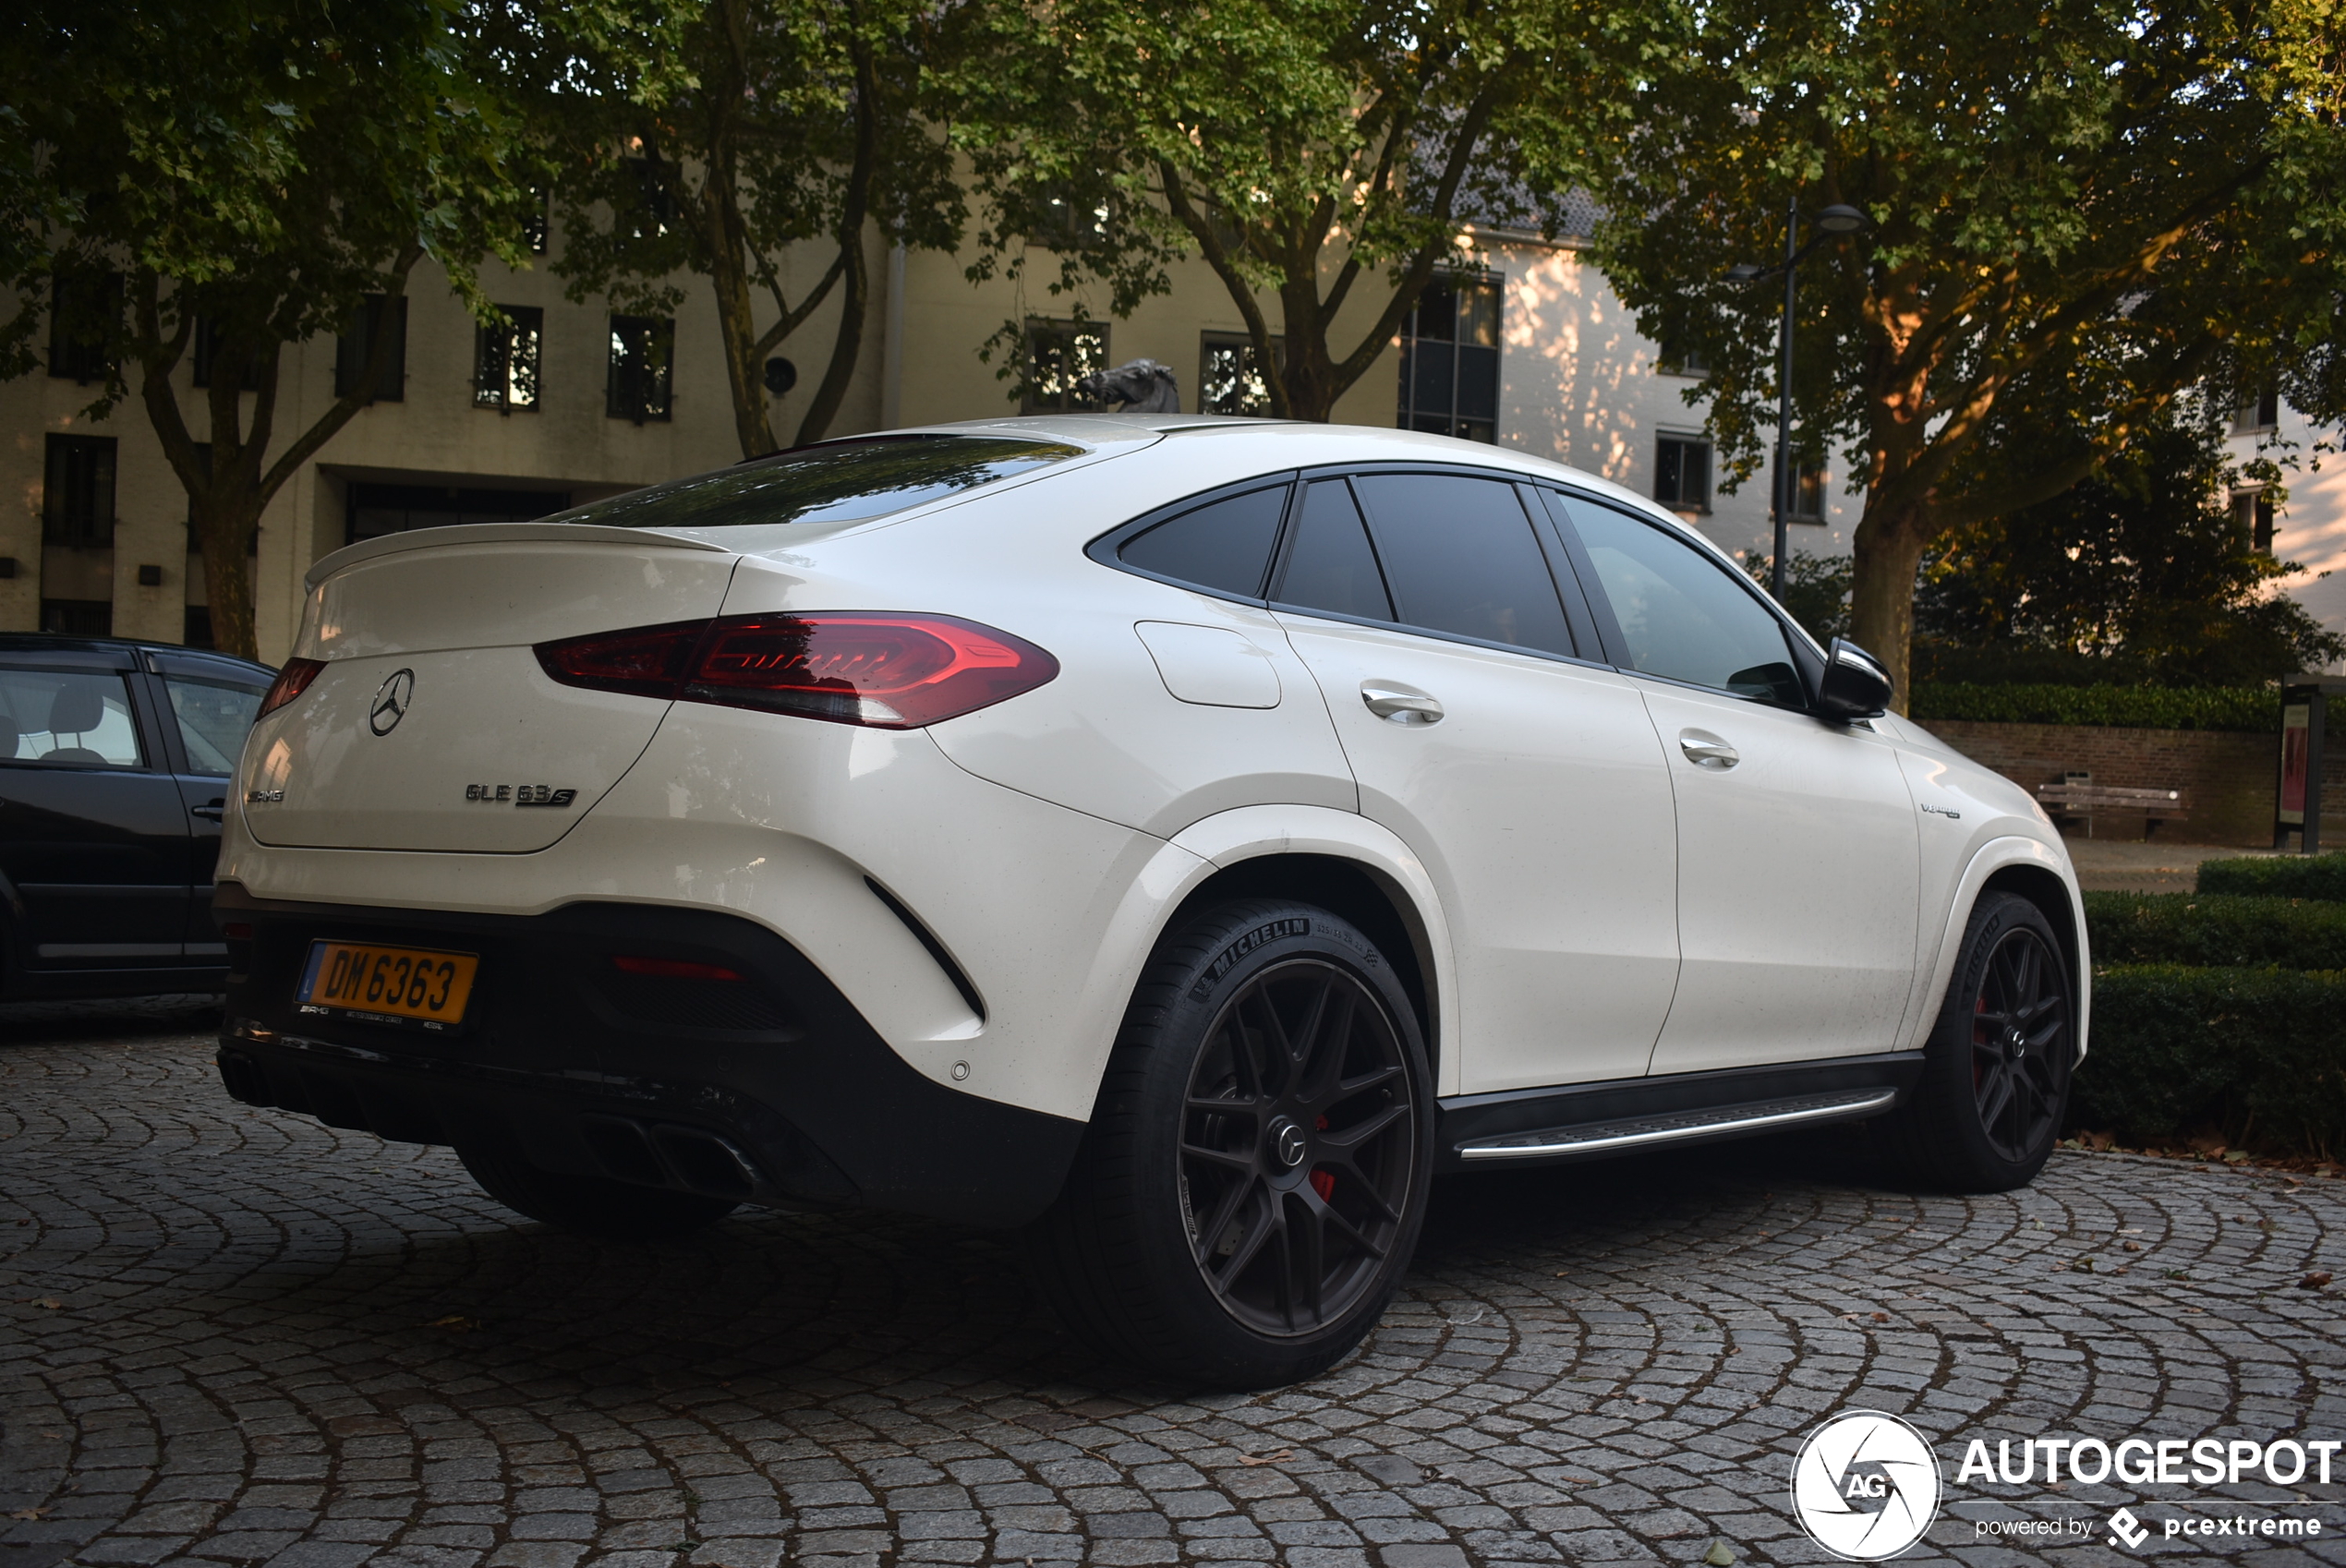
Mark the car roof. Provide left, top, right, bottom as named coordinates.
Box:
left=0, top=633, right=275, bottom=679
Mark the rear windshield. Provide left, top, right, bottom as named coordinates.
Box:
left=553, top=435, right=1083, bottom=531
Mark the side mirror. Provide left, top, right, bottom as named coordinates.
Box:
left=1818, top=638, right=1893, bottom=719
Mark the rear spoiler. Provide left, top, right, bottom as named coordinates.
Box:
left=306, top=521, right=731, bottom=589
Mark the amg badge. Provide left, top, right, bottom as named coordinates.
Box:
left=466, top=783, right=578, bottom=808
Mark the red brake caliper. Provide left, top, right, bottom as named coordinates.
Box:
left=1311, top=1116, right=1336, bottom=1201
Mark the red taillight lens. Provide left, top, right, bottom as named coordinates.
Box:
left=258, top=657, right=326, bottom=718
left=536, top=613, right=1058, bottom=730
left=534, top=620, right=704, bottom=698
left=611, top=955, right=744, bottom=982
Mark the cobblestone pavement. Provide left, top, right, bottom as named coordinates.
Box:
left=5, top=1017, right=2344, bottom=1568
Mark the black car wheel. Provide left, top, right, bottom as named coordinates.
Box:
left=1885, top=891, right=2074, bottom=1191
left=1030, top=899, right=1433, bottom=1387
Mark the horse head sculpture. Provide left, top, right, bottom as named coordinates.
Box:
left=1075, top=358, right=1181, bottom=415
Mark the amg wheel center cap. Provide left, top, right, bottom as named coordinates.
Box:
left=2007, top=1029, right=2027, bottom=1057
left=1270, top=1117, right=1308, bottom=1169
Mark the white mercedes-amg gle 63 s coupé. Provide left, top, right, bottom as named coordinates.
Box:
left=214, top=415, right=2086, bottom=1386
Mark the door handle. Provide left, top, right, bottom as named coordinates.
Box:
left=1360, top=682, right=1444, bottom=725
left=190, top=798, right=225, bottom=821
left=1678, top=731, right=1739, bottom=769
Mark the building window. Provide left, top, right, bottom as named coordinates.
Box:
left=333, top=295, right=408, bottom=402
left=523, top=188, right=550, bottom=255
left=1657, top=345, right=1711, bottom=378
left=1655, top=434, right=1711, bottom=512
left=48, top=270, right=121, bottom=383
left=475, top=306, right=544, bottom=413
left=607, top=315, right=674, bottom=422
left=1789, top=457, right=1827, bottom=522
left=1022, top=318, right=1107, bottom=414
left=624, top=159, right=672, bottom=241
left=1200, top=332, right=1279, bottom=416
left=1031, top=185, right=1108, bottom=252
left=1397, top=272, right=1500, bottom=443
left=2234, top=384, right=2280, bottom=433
left=346, top=483, right=573, bottom=547
left=40, top=600, right=113, bottom=636
left=43, top=434, right=116, bottom=549
left=2235, top=488, right=2276, bottom=553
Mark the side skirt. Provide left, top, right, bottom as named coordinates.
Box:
left=1434, top=1052, right=1923, bottom=1172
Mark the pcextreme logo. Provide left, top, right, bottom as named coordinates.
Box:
left=1791, top=1411, right=1943, bottom=1561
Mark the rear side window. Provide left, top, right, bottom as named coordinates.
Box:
left=557, top=435, right=1084, bottom=531
left=0, top=669, right=146, bottom=767
left=1353, top=475, right=1576, bottom=656
left=1275, top=480, right=1394, bottom=621
left=165, top=676, right=267, bottom=774
left=1566, top=501, right=1803, bottom=706
left=1118, top=485, right=1289, bottom=597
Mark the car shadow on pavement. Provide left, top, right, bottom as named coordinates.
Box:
left=0, top=994, right=222, bottom=1045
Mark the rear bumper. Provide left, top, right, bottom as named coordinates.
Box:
left=211, top=881, right=1085, bottom=1228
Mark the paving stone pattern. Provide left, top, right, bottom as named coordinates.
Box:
left=4, top=1028, right=2344, bottom=1568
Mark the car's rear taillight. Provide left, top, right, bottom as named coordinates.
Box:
left=534, top=620, right=705, bottom=698
left=536, top=613, right=1058, bottom=730
left=259, top=657, right=326, bottom=718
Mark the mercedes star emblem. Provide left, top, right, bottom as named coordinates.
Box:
left=369, top=669, right=416, bottom=736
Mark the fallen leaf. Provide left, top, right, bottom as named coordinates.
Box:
left=2122, top=1242, right=2142, bottom=1253
left=1239, top=1449, right=1293, bottom=1467
left=27, top=1297, right=62, bottom=1309
left=1704, top=1538, right=1736, bottom=1566
left=2301, top=1272, right=2332, bottom=1290
left=8, top=1506, right=52, bottom=1521
left=1870, top=1312, right=1889, bottom=1323
left=424, top=1314, right=480, bottom=1333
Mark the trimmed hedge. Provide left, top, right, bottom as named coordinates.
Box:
left=2080, top=964, right=2346, bottom=1154
left=1908, top=682, right=2276, bottom=732
left=2085, top=891, right=2346, bottom=969
left=2197, top=852, right=2346, bottom=901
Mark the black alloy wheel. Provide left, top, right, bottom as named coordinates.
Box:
left=1884, top=890, right=2075, bottom=1192
left=1179, top=958, right=1417, bottom=1336
left=1968, top=923, right=2069, bottom=1164
left=1029, top=899, right=1433, bottom=1387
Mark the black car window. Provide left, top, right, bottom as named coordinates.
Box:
left=553, top=435, right=1083, bottom=531
left=164, top=675, right=267, bottom=774
left=1352, top=474, right=1577, bottom=657
left=1118, top=484, right=1290, bottom=597
left=1565, top=501, right=1804, bottom=706
left=0, top=668, right=147, bottom=767
left=1274, top=480, right=1394, bottom=621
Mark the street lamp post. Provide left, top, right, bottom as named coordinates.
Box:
left=1728, top=201, right=1868, bottom=604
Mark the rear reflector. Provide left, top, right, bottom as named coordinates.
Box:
left=611, top=955, right=744, bottom=982
left=259, top=657, right=326, bottom=718
left=536, top=612, right=1058, bottom=730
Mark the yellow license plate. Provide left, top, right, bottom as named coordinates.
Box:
left=297, top=941, right=479, bottom=1030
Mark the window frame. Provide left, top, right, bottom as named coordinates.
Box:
left=43, top=433, right=117, bottom=550
left=606, top=313, right=675, bottom=423
left=1396, top=272, right=1503, bottom=444
left=1198, top=330, right=1281, bottom=416
left=1086, top=462, right=1614, bottom=671
left=1653, top=433, right=1712, bottom=513
left=1542, top=488, right=1824, bottom=711
left=333, top=294, right=409, bottom=403
left=1022, top=318, right=1109, bottom=415
left=475, top=304, right=545, bottom=414
left=0, top=657, right=164, bottom=773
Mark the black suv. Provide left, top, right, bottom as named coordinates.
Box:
left=0, top=634, right=273, bottom=999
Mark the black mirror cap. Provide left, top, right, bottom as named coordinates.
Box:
left=1818, top=637, right=1893, bottom=719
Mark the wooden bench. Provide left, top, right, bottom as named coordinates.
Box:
left=2034, top=782, right=2190, bottom=838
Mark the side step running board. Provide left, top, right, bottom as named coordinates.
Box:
left=1455, top=1088, right=1899, bottom=1162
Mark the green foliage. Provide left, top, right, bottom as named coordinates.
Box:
left=1743, top=550, right=1851, bottom=645
left=1573, top=0, right=2346, bottom=695
left=1917, top=405, right=2346, bottom=686
left=1906, top=683, right=2277, bottom=732
left=2085, top=893, right=2346, bottom=969
left=2197, top=854, right=2346, bottom=901
left=2076, top=965, right=2346, bottom=1155
left=497, top=0, right=964, bottom=452
left=3, top=0, right=540, bottom=657
left=941, top=0, right=1650, bottom=419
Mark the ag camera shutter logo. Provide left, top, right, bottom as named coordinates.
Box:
left=1791, top=1411, right=1943, bottom=1560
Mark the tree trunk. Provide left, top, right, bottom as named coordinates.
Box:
left=192, top=484, right=262, bottom=663
left=707, top=236, right=778, bottom=458
left=1847, top=502, right=1933, bottom=710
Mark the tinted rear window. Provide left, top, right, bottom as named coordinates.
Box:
left=1119, top=485, right=1289, bottom=597
left=555, top=436, right=1084, bottom=531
